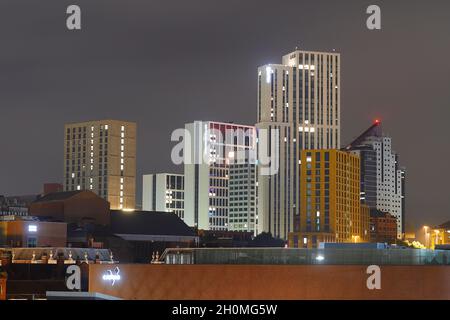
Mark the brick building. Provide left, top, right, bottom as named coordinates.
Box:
left=29, top=191, right=110, bottom=225
left=0, top=216, right=67, bottom=248
left=369, top=209, right=398, bottom=243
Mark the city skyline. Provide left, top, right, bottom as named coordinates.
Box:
left=1, top=0, right=450, bottom=233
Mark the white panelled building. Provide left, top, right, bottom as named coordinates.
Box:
left=256, top=49, right=341, bottom=239
left=142, top=173, right=184, bottom=219
left=345, top=121, right=406, bottom=239
left=362, top=134, right=405, bottom=239
left=228, top=153, right=258, bottom=235
left=184, top=121, right=257, bottom=232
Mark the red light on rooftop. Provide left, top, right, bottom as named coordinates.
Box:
left=374, top=119, right=381, bottom=124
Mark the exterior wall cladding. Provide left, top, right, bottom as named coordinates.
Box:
left=345, top=122, right=406, bottom=239
left=257, top=50, right=341, bottom=240
left=89, top=264, right=450, bottom=300
left=184, top=121, right=257, bottom=232
left=289, top=149, right=370, bottom=248
left=142, top=173, right=185, bottom=220
left=63, top=120, right=137, bottom=210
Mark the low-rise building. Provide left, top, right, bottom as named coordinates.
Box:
left=0, top=216, right=67, bottom=248
left=430, top=221, right=450, bottom=249
left=0, top=195, right=39, bottom=217
left=66, top=210, right=199, bottom=263
left=29, top=190, right=110, bottom=225
left=369, top=209, right=398, bottom=244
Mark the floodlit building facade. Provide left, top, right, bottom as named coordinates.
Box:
left=429, top=221, right=450, bottom=249
left=345, top=121, right=406, bottom=239
left=63, top=120, right=136, bottom=210
left=184, top=121, right=256, bottom=231
left=228, top=155, right=258, bottom=235
left=289, top=150, right=369, bottom=248
left=142, top=173, right=185, bottom=220
left=257, top=49, right=341, bottom=239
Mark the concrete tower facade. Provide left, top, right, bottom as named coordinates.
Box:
left=345, top=121, right=406, bottom=239
left=257, top=49, right=341, bottom=239
left=64, top=120, right=136, bottom=210
left=184, top=121, right=256, bottom=231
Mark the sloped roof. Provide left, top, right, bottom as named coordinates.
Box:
left=32, top=191, right=84, bottom=203
left=110, top=210, right=196, bottom=237
left=435, top=221, right=450, bottom=229
left=345, top=121, right=382, bottom=150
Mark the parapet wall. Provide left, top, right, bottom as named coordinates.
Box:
left=88, top=264, right=450, bottom=300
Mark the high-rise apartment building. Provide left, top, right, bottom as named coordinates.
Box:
left=257, top=49, right=341, bottom=239
left=288, top=149, right=369, bottom=248
left=228, top=155, right=258, bottom=235
left=142, top=173, right=184, bottom=220
left=63, top=120, right=136, bottom=210
left=184, top=121, right=256, bottom=231
left=345, top=121, right=406, bottom=239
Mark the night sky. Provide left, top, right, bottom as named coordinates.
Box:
left=0, top=0, right=449, bottom=232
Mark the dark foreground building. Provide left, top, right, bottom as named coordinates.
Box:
left=29, top=190, right=110, bottom=225
left=108, top=210, right=198, bottom=263
left=1, top=247, right=449, bottom=300
left=67, top=210, right=198, bottom=263
left=369, top=209, right=398, bottom=244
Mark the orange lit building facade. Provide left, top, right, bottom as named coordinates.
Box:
left=289, top=150, right=369, bottom=248
left=430, top=221, right=450, bottom=249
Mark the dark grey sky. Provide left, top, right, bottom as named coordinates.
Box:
left=0, top=0, right=449, bottom=232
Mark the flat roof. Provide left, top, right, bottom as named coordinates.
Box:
left=162, top=247, right=450, bottom=266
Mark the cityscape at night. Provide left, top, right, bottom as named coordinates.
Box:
left=0, top=0, right=448, bottom=311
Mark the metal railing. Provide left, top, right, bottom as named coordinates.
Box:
left=162, top=247, right=450, bottom=265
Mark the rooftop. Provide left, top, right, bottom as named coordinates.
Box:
left=345, top=121, right=382, bottom=150
left=162, top=247, right=450, bottom=266
left=110, top=210, right=196, bottom=237
left=435, top=221, right=450, bottom=230
left=32, top=191, right=84, bottom=203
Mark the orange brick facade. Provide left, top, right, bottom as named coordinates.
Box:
left=29, top=191, right=110, bottom=225
left=370, top=212, right=398, bottom=243
left=88, top=264, right=450, bottom=300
